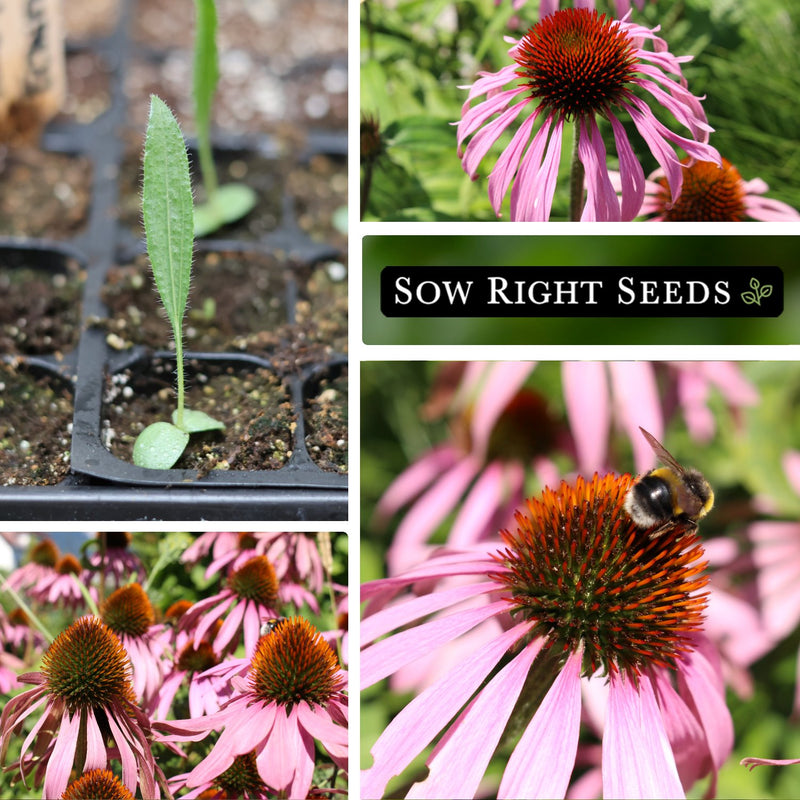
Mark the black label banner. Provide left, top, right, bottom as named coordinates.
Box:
left=380, top=266, right=783, bottom=318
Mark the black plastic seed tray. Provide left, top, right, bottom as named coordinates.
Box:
left=0, top=0, right=347, bottom=521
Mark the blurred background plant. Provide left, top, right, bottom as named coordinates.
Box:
left=361, top=361, right=800, bottom=798
left=360, top=0, right=799, bottom=220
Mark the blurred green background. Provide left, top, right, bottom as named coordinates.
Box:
left=363, top=235, right=800, bottom=344
left=361, top=361, right=800, bottom=798
left=361, top=0, right=800, bottom=221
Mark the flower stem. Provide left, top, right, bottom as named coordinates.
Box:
left=569, top=120, right=584, bottom=221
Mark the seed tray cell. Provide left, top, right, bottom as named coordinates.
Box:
left=0, top=0, right=347, bottom=521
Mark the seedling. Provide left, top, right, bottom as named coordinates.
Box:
left=192, top=0, right=257, bottom=236
left=132, top=95, right=225, bottom=470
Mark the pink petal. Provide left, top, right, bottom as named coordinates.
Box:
left=461, top=100, right=530, bottom=180
left=508, top=114, right=555, bottom=221
left=499, top=649, right=582, bottom=799
left=43, top=707, right=79, bottom=799
left=603, top=672, right=684, bottom=798
left=361, top=623, right=530, bottom=799
left=608, top=113, right=645, bottom=219
left=563, top=362, right=611, bottom=472
left=362, top=580, right=497, bottom=644
left=408, top=640, right=543, bottom=799
left=362, top=599, right=511, bottom=688
left=487, top=107, right=540, bottom=215
left=376, top=445, right=459, bottom=522
left=608, top=362, right=663, bottom=473
left=579, top=117, right=620, bottom=221
left=296, top=702, right=348, bottom=759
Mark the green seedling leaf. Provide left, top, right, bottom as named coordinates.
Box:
left=133, top=421, right=190, bottom=470
left=142, top=96, right=194, bottom=339
left=194, top=182, right=258, bottom=237
left=173, top=408, right=225, bottom=434
left=193, top=0, right=220, bottom=200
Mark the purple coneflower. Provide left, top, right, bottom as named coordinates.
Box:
left=83, top=532, right=146, bottom=590
left=635, top=157, right=800, bottom=220
left=29, top=554, right=90, bottom=610
left=156, top=616, right=348, bottom=799
left=178, top=554, right=282, bottom=657
left=500, top=1, right=654, bottom=18
left=362, top=473, right=732, bottom=798
left=0, top=615, right=165, bottom=798
left=458, top=8, right=720, bottom=220
left=3, top=536, right=59, bottom=592
left=100, top=583, right=171, bottom=712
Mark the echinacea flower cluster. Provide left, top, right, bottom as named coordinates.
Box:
left=0, top=531, right=348, bottom=799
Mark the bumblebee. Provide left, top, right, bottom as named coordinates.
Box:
left=624, top=427, right=714, bottom=537
left=260, top=617, right=288, bottom=636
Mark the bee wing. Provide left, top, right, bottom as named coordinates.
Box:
left=639, top=427, right=686, bottom=476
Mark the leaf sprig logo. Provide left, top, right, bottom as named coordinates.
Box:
left=741, top=277, right=773, bottom=306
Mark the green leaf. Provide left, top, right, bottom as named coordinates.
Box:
left=741, top=291, right=757, bottom=304
left=133, top=421, right=190, bottom=469
left=173, top=408, right=225, bottom=433
left=193, top=0, right=218, bottom=145
left=142, top=96, right=195, bottom=341
left=194, top=183, right=257, bottom=237
left=193, top=0, right=221, bottom=199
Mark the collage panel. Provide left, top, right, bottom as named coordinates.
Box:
left=0, top=0, right=348, bottom=522
left=364, top=234, right=799, bottom=346
left=0, top=531, right=349, bottom=799
left=360, top=0, right=798, bottom=223
left=361, top=361, right=800, bottom=799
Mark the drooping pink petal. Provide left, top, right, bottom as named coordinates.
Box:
left=362, top=599, right=512, bottom=688
left=362, top=580, right=497, bottom=644
left=512, top=115, right=564, bottom=221
left=608, top=362, right=663, bottom=473
left=488, top=107, right=540, bottom=215
left=608, top=113, right=645, bottom=219
left=375, top=445, right=459, bottom=523
left=603, top=672, right=684, bottom=799
left=361, top=624, right=531, bottom=800
left=43, top=707, right=79, bottom=799
left=408, top=639, right=543, bottom=799
left=296, top=702, right=349, bottom=759
left=743, top=756, right=800, bottom=770
left=579, top=117, right=620, bottom=221
left=499, top=649, right=582, bottom=799
left=471, top=362, right=537, bottom=455
left=83, top=709, right=108, bottom=772
left=563, top=361, right=611, bottom=472
left=387, top=457, right=484, bottom=575
left=461, top=100, right=531, bottom=181
left=677, top=635, right=735, bottom=778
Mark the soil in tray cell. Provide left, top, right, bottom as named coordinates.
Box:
left=0, top=259, right=85, bottom=357
left=304, top=366, right=347, bottom=474
left=104, top=359, right=296, bottom=475
left=0, top=150, right=93, bottom=239
left=100, top=250, right=289, bottom=353
left=0, top=362, right=73, bottom=486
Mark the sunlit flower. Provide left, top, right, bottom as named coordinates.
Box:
left=500, top=0, right=654, bottom=18
left=362, top=473, right=732, bottom=798
left=0, top=616, right=164, bottom=799
left=156, top=617, right=348, bottom=799
left=458, top=8, right=719, bottom=220
left=178, top=555, right=282, bottom=657
left=635, top=157, right=800, bottom=220
left=100, top=583, right=171, bottom=711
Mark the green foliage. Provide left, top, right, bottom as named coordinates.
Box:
left=134, top=97, right=224, bottom=469
left=191, top=0, right=256, bottom=236
left=361, top=0, right=800, bottom=220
